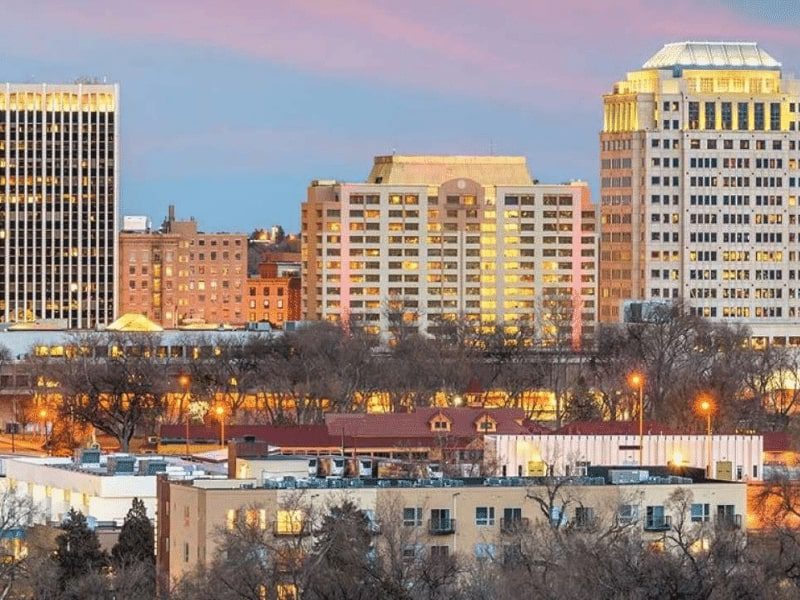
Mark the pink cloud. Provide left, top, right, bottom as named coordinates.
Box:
left=9, top=0, right=800, bottom=111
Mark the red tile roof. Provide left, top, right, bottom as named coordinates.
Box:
left=325, top=407, right=531, bottom=438
left=556, top=420, right=681, bottom=436
left=160, top=424, right=337, bottom=447
left=160, top=407, right=531, bottom=449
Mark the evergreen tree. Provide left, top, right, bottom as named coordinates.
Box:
left=112, top=497, right=155, bottom=567
left=54, top=508, right=107, bottom=590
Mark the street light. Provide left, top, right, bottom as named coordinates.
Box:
left=628, top=372, right=645, bottom=466
left=179, top=374, right=191, bottom=457
left=695, top=394, right=714, bottom=477
left=38, top=408, right=49, bottom=455
left=214, top=405, right=226, bottom=449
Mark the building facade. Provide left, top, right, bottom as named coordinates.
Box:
left=487, top=432, right=764, bottom=481
left=302, top=155, right=597, bottom=344
left=0, top=83, right=118, bottom=328
left=159, top=471, right=747, bottom=584
left=244, top=258, right=301, bottom=326
left=119, top=206, right=248, bottom=327
left=599, top=41, right=800, bottom=344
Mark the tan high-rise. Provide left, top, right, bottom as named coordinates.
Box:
left=600, top=42, right=800, bottom=345
left=302, top=155, right=597, bottom=345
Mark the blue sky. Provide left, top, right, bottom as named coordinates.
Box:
left=3, top=0, right=799, bottom=232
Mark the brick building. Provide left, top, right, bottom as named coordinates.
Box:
left=243, top=252, right=301, bottom=326
left=119, top=206, right=247, bottom=327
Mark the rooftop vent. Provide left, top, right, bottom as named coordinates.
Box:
left=75, top=448, right=101, bottom=465
left=107, top=456, right=135, bottom=475
left=138, top=460, right=168, bottom=476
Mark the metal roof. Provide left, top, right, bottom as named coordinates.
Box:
left=642, top=42, right=781, bottom=70
left=366, top=155, right=534, bottom=186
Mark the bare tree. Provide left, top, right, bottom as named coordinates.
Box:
left=36, top=332, right=171, bottom=452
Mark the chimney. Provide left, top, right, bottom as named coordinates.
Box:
left=168, top=205, right=175, bottom=222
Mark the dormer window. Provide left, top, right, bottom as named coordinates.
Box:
left=475, top=414, right=497, bottom=433
left=429, top=413, right=451, bottom=433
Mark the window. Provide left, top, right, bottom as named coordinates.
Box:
left=430, top=545, right=449, bottom=559
left=430, top=509, right=452, bottom=532
left=475, top=507, right=495, bottom=526
left=403, top=507, right=423, bottom=527
left=770, top=102, right=781, bottom=130
left=618, top=504, right=639, bottom=524
left=717, top=505, right=735, bottom=522
left=503, top=507, right=523, bottom=529
left=754, top=102, right=765, bottom=130
left=402, top=545, right=421, bottom=562
left=721, top=102, right=732, bottom=129
left=474, top=543, right=496, bottom=560
left=645, top=506, right=669, bottom=530
left=549, top=506, right=565, bottom=528
left=737, top=102, right=748, bottom=130
left=574, top=506, right=595, bottom=528
left=183, top=542, right=190, bottom=563
left=704, top=102, right=716, bottom=129
left=275, top=509, right=304, bottom=535
left=688, top=102, right=699, bottom=129
left=691, top=503, right=710, bottom=523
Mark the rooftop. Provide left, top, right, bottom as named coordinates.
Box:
left=178, top=466, right=724, bottom=491
left=642, top=41, right=781, bottom=71
left=366, top=155, right=534, bottom=187
left=555, top=420, right=681, bottom=436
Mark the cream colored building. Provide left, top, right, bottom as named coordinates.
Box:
left=302, top=155, right=597, bottom=345
left=487, top=433, right=763, bottom=480
left=600, top=41, right=800, bottom=344
left=160, top=473, right=746, bottom=584
left=1, top=454, right=222, bottom=531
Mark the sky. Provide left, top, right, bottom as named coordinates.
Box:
left=4, top=0, right=800, bottom=233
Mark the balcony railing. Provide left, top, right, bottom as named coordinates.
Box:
left=644, top=515, right=672, bottom=532
left=428, top=518, right=456, bottom=535
left=500, top=517, right=530, bottom=534
left=716, top=514, right=742, bottom=530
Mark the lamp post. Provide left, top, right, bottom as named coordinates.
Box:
left=38, top=408, right=49, bottom=455
left=628, top=372, right=645, bottom=466
left=179, top=374, right=191, bottom=457
left=10, top=396, right=16, bottom=454
left=452, top=491, right=461, bottom=555
left=696, top=395, right=714, bottom=477
left=214, top=405, right=226, bottom=449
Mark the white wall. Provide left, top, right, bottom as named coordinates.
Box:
left=488, top=434, right=764, bottom=480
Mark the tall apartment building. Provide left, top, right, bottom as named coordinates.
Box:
left=119, top=206, right=247, bottom=327
left=0, top=83, right=118, bottom=328
left=302, top=155, right=597, bottom=345
left=600, top=42, right=800, bottom=344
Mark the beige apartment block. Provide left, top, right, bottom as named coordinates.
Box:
left=302, top=155, right=597, bottom=345
left=159, top=474, right=746, bottom=584
left=0, top=83, right=118, bottom=328
left=600, top=41, right=800, bottom=345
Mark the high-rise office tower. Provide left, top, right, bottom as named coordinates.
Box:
left=0, top=83, right=118, bottom=329
left=600, top=42, right=800, bottom=345
left=302, top=155, right=597, bottom=345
